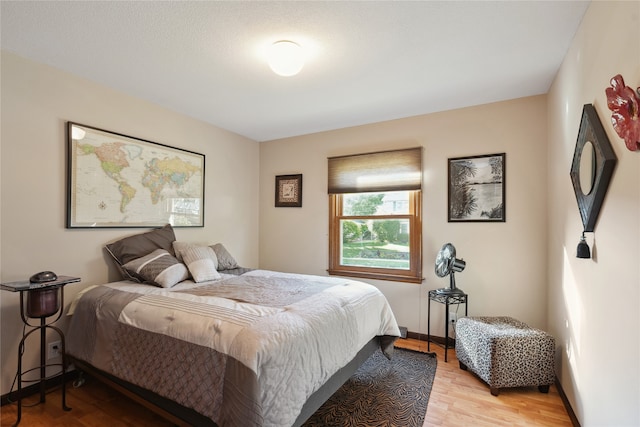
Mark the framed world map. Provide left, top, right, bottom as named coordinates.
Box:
left=66, top=122, right=205, bottom=228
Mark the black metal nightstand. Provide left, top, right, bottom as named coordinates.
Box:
left=427, top=289, right=468, bottom=362
left=1, top=276, right=80, bottom=426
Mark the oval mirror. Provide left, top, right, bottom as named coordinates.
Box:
left=579, top=140, right=596, bottom=194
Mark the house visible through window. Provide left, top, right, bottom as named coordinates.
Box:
left=328, top=148, right=423, bottom=283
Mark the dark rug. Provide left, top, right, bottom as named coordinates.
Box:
left=303, top=348, right=437, bottom=427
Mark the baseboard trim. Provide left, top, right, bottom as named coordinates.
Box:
left=406, top=330, right=454, bottom=347
left=554, top=376, right=581, bottom=427
left=0, top=370, right=78, bottom=406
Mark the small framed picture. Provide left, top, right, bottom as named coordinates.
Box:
left=275, top=174, right=303, bottom=207
left=448, top=153, right=505, bottom=222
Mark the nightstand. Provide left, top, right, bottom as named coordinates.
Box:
left=427, top=289, right=468, bottom=362
left=1, top=275, right=80, bottom=426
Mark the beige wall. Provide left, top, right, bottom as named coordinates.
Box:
left=2, top=1, right=638, bottom=424
left=259, top=95, right=549, bottom=341
left=260, top=3, right=640, bottom=424
left=547, top=2, right=639, bottom=426
left=0, top=52, right=260, bottom=395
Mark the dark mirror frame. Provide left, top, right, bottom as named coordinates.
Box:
left=569, top=104, right=617, bottom=232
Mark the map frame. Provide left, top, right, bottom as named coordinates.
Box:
left=66, top=122, right=205, bottom=228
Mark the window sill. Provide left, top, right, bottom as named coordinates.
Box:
left=327, top=269, right=423, bottom=284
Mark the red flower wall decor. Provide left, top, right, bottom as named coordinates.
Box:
left=605, top=74, right=640, bottom=152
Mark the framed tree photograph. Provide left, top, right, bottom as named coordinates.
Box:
left=448, top=153, right=505, bottom=222
left=67, top=122, right=205, bottom=228
left=275, top=174, right=302, bottom=207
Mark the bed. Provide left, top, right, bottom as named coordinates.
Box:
left=65, top=225, right=400, bottom=427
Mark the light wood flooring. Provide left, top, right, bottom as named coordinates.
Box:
left=1, top=337, right=573, bottom=426
left=402, top=337, right=573, bottom=427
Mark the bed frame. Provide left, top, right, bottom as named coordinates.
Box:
left=68, top=336, right=381, bottom=426
left=292, top=336, right=379, bottom=426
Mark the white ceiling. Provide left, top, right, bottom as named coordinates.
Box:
left=1, top=1, right=589, bottom=142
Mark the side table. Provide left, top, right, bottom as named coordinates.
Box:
left=427, top=289, right=468, bottom=362
left=1, top=275, right=80, bottom=426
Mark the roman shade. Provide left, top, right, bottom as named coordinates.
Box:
left=328, top=147, right=423, bottom=194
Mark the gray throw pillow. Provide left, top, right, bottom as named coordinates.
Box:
left=122, top=249, right=188, bottom=288
left=210, top=243, right=239, bottom=270
left=105, top=224, right=176, bottom=281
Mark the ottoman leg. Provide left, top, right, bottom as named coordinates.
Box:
left=459, top=361, right=468, bottom=371
left=490, top=387, right=500, bottom=396
left=538, top=385, right=550, bottom=393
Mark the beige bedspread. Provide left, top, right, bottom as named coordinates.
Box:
left=66, top=269, right=400, bottom=427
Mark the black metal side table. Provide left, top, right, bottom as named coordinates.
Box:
left=1, top=276, right=80, bottom=426
left=427, top=289, right=468, bottom=362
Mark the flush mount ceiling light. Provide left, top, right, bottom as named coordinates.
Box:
left=267, top=40, right=304, bottom=77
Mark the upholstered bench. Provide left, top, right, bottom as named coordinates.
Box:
left=455, top=316, right=555, bottom=396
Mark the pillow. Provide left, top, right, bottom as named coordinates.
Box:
left=105, top=224, right=176, bottom=281
left=210, top=243, right=239, bottom=270
left=174, top=243, right=221, bottom=282
left=172, top=241, right=188, bottom=262
left=172, top=241, right=219, bottom=270
left=122, top=249, right=188, bottom=288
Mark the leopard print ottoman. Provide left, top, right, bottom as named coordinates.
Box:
left=455, top=316, right=555, bottom=396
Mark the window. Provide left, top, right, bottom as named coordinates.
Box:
left=328, top=148, right=423, bottom=283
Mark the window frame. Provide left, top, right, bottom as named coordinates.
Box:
left=328, top=190, right=423, bottom=283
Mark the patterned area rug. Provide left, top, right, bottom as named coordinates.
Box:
left=303, top=347, right=437, bottom=427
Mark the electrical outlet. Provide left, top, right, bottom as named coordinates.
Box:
left=48, top=341, right=61, bottom=360
left=449, top=312, right=457, bottom=324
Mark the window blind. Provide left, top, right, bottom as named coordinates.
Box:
left=327, top=147, right=423, bottom=194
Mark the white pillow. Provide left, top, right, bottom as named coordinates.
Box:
left=174, top=244, right=221, bottom=282
left=173, top=242, right=218, bottom=268
left=123, top=249, right=188, bottom=288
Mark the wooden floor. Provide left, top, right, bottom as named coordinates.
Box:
left=401, top=338, right=573, bottom=427
left=1, top=337, right=573, bottom=426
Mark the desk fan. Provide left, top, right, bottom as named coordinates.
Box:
left=434, top=243, right=466, bottom=295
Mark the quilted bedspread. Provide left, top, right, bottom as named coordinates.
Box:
left=66, top=269, right=400, bottom=427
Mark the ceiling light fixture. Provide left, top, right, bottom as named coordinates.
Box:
left=268, top=40, right=304, bottom=77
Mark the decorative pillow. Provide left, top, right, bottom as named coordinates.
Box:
left=106, top=224, right=176, bottom=265
left=210, top=243, right=239, bottom=270
left=122, top=249, right=188, bottom=288
left=105, top=224, right=177, bottom=281
left=172, top=241, right=219, bottom=270
left=172, top=241, right=189, bottom=262
left=175, top=244, right=221, bottom=283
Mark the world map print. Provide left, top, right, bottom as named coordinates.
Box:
left=68, top=124, right=204, bottom=227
